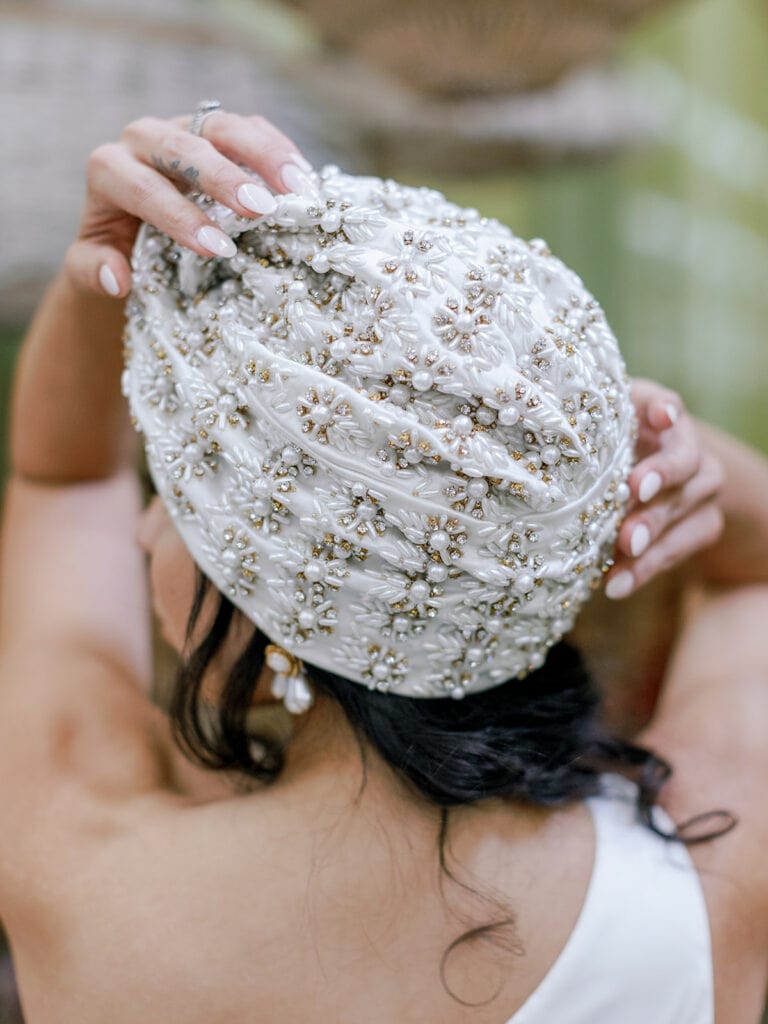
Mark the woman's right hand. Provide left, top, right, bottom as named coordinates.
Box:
left=605, top=379, right=725, bottom=599
left=63, top=110, right=314, bottom=299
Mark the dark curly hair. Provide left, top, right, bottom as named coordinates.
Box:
left=169, top=568, right=734, bottom=1005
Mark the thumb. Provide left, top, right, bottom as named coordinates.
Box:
left=64, top=240, right=133, bottom=299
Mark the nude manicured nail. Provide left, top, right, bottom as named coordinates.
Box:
left=665, top=403, right=679, bottom=425
left=197, top=226, right=237, bottom=258
left=280, top=162, right=314, bottom=196
left=630, top=523, right=651, bottom=558
left=237, top=183, right=277, bottom=215
left=98, top=263, right=120, bottom=296
left=291, top=153, right=313, bottom=174
left=605, top=571, right=634, bottom=601
left=638, top=471, right=662, bottom=504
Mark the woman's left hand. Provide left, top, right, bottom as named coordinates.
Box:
left=63, top=110, right=313, bottom=299
left=604, top=378, right=725, bottom=599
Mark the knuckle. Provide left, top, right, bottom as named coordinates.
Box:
left=247, top=113, right=271, bottom=131
left=210, top=163, right=237, bottom=194
left=165, top=207, right=193, bottom=237
left=260, top=140, right=288, bottom=164
left=128, top=176, right=156, bottom=209
left=208, top=110, right=240, bottom=139
left=671, top=444, right=699, bottom=480
left=248, top=113, right=288, bottom=147
left=162, top=128, right=194, bottom=161
left=121, top=116, right=157, bottom=142
left=87, top=142, right=118, bottom=176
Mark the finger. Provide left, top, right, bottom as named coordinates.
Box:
left=629, top=412, right=701, bottom=504
left=88, top=143, right=238, bottom=259
left=606, top=501, right=724, bottom=599
left=64, top=240, right=133, bottom=298
left=197, top=111, right=315, bottom=196
left=647, top=394, right=681, bottom=433
left=122, top=118, right=278, bottom=218
left=616, top=453, right=724, bottom=559
left=631, top=378, right=683, bottom=431
left=632, top=383, right=685, bottom=461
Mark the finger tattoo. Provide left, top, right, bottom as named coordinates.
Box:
left=151, top=154, right=200, bottom=186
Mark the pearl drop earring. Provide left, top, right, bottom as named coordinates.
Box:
left=265, top=643, right=314, bottom=714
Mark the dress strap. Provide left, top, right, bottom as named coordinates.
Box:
left=507, top=777, right=713, bottom=1024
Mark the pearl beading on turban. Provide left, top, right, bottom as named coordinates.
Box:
left=123, top=166, right=635, bottom=699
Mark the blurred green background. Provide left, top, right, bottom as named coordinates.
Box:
left=417, top=0, right=768, bottom=449
left=2, top=0, right=766, bottom=485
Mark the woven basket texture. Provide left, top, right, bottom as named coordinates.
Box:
left=285, top=0, right=676, bottom=95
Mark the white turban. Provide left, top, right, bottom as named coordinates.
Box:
left=123, top=166, right=634, bottom=699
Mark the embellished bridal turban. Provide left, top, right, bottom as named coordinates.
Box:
left=123, top=166, right=634, bottom=698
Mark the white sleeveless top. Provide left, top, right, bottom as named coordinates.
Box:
left=506, top=776, right=714, bottom=1024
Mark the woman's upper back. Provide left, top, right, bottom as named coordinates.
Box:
left=4, top=758, right=732, bottom=1024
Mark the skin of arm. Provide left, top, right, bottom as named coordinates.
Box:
left=9, top=272, right=135, bottom=484
left=2, top=267, right=151, bottom=684
left=0, top=272, right=169, bottom=820
left=690, top=421, right=768, bottom=586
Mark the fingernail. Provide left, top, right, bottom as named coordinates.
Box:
left=98, top=263, right=120, bottom=296
left=280, top=162, right=314, bottom=196
left=196, top=226, right=237, bottom=258
left=606, top=570, right=634, bottom=601
left=638, top=471, right=662, bottom=504
left=290, top=153, right=313, bottom=174
left=665, top=403, right=679, bottom=425
left=237, top=183, right=277, bottom=215
left=630, top=523, right=651, bottom=558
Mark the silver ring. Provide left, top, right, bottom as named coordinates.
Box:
left=189, top=99, right=222, bottom=138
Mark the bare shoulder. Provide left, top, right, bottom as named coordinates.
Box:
left=0, top=471, right=179, bottom=897
left=3, top=767, right=354, bottom=983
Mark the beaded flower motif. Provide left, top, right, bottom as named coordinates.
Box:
left=123, top=166, right=634, bottom=699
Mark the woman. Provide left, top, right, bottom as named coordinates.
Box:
left=1, top=108, right=767, bottom=1024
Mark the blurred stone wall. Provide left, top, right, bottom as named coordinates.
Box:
left=0, top=0, right=357, bottom=325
